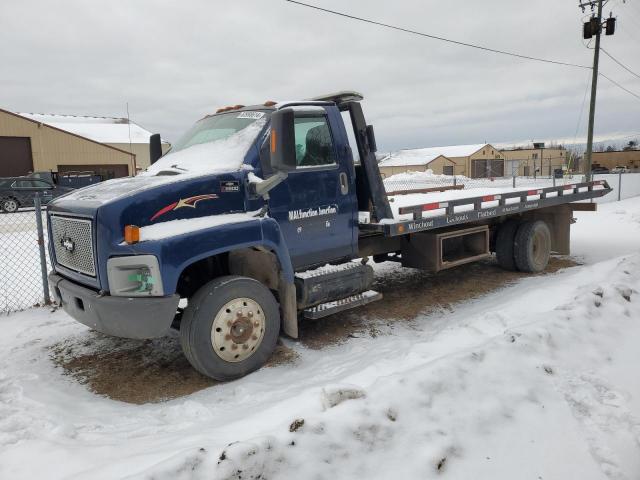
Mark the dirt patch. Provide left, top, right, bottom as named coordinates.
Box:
left=49, top=256, right=576, bottom=404
left=298, top=256, right=579, bottom=349
left=49, top=335, right=298, bottom=404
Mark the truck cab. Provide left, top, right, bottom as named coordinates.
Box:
left=48, top=92, right=392, bottom=380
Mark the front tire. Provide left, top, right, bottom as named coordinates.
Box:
left=2, top=198, right=18, bottom=213
left=180, top=276, right=280, bottom=381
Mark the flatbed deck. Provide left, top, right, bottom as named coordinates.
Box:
left=360, top=180, right=611, bottom=237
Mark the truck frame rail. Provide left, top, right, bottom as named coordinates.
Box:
left=360, top=180, right=612, bottom=237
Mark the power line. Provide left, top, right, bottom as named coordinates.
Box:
left=573, top=71, right=592, bottom=147
left=599, top=72, right=640, bottom=101
left=601, top=47, right=640, bottom=80
left=283, top=0, right=591, bottom=70
left=283, top=0, right=640, bottom=104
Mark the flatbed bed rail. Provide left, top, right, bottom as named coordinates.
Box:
left=361, top=180, right=611, bottom=237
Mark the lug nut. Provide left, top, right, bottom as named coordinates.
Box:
left=252, top=334, right=258, bottom=340
left=254, top=321, right=260, bottom=327
left=231, top=344, right=238, bottom=350
left=242, top=344, right=249, bottom=350
left=225, top=334, right=232, bottom=341
left=248, top=311, right=254, bottom=317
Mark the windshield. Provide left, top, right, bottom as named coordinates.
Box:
left=172, top=111, right=269, bottom=152
left=144, top=111, right=269, bottom=176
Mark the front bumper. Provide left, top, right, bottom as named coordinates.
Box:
left=49, top=272, right=180, bottom=339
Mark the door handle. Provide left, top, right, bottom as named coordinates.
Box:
left=339, top=172, right=349, bottom=195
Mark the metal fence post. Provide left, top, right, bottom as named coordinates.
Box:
left=512, top=174, right=516, bottom=188
left=453, top=175, right=457, bottom=187
left=618, top=172, right=622, bottom=201
left=34, top=193, right=51, bottom=305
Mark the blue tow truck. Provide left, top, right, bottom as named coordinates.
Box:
left=47, top=92, right=611, bottom=380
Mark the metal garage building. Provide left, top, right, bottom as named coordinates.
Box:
left=0, top=109, right=169, bottom=179
left=379, top=144, right=505, bottom=178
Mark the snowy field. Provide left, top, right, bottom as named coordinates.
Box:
left=1, top=198, right=639, bottom=479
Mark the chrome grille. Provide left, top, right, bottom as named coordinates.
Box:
left=50, top=215, right=96, bottom=276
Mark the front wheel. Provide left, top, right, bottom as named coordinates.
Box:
left=180, top=276, right=280, bottom=381
left=2, top=198, right=18, bottom=213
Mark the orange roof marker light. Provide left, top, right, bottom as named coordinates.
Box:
left=264, top=101, right=277, bottom=107
left=124, top=225, right=140, bottom=244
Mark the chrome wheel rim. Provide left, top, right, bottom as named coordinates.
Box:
left=211, top=297, right=265, bottom=363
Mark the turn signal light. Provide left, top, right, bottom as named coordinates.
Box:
left=124, top=225, right=140, bottom=244
left=270, top=129, right=277, bottom=153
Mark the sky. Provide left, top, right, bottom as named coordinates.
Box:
left=1, top=0, right=639, bottom=152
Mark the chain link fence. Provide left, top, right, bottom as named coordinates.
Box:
left=384, top=172, right=588, bottom=195
left=0, top=196, right=51, bottom=314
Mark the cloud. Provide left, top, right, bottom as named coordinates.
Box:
left=1, top=0, right=638, bottom=151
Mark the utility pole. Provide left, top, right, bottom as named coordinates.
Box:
left=580, top=0, right=616, bottom=181
left=584, top=0, right=602, bottom=182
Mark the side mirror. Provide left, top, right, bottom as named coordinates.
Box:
left=270, top=108, right=297, bottom=172
left=149, top=134, right=163, bottom=165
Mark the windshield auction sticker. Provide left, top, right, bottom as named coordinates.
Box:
left=237, top=111, right=265, bottom=119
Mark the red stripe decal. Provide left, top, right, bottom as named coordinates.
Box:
left=150, top=202, right=178, bottom=221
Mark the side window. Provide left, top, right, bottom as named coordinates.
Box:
left=293, top=115, right=335, bottom=167
left=340, top=110, right=361, bottom=164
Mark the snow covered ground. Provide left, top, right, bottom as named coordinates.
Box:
left=1, top=197, right=639, bottom=479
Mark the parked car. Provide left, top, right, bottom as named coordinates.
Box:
left=591, top=166, right=610, bottom=174
left=611, top=166, right=630, bottom=174
left=29, top=170, right=102, bottom=189
left=0, top=177, right=73, bottom=213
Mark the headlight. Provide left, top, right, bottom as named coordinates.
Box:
left=107, top=255, right=164, bottom=297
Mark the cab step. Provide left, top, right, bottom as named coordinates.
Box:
left=303, top=290, right=383, bottom=320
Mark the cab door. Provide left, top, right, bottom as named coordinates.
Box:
left=268, top=108, right=356, bottom=270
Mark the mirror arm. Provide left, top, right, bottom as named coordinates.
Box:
left=248, top=171, right=288, bottom=199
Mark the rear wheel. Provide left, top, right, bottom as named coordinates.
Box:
left=2, top=198, right=18, bottom=213
left=495, top=220, right=520, bottom=271
left=513, top=220, right=551, bottom=273
left=180, top=276, right=280, bottom=381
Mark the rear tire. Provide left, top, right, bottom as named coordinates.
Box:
left=513, top=220, right=551, bottom=273
left=495, top=220, right=519, bottom=271
left=180, top=276, right=280, bottom=381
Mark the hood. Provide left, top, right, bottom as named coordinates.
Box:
left=50, top=170, right=255, bottom=226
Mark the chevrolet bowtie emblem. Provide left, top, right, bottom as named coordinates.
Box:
left=60, top=237, right=75, bottom=253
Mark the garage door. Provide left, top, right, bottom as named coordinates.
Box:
left=472, top=159, right=505, bottom=178
left=58, top=164, right=129, bottom=180
left=506, top=160, right=519, bottom=177
left=0, top=137, right=33, bottom=177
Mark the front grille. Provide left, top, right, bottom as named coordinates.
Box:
left=50, top=215, right=96, bottom=276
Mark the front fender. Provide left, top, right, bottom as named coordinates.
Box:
left=122, top=217, right=293, bottom=295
